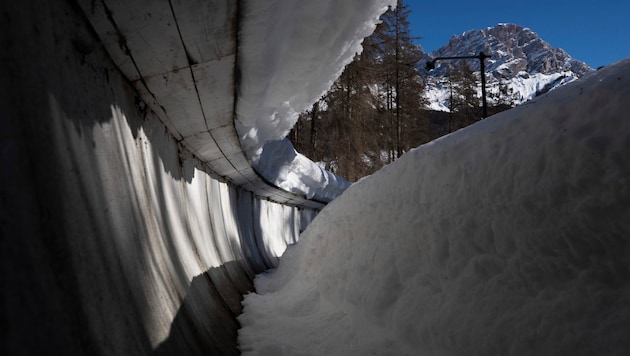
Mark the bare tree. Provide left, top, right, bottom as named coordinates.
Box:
left=374, top=0, right=428, bottom=160
left=290, top=0, right=429, bottom=181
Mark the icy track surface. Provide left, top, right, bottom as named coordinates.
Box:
left=238, top=59, right=630, bottom=355
left=235, top=0, right=395, bottom=201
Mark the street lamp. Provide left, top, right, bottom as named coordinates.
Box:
left=426, top=52, right=491, bottom=118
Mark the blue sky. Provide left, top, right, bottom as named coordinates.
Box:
left=404, top=0, right=629, bottom=69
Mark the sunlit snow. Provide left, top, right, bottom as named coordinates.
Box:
left=424, top=70, right=580, bottom=112
left=235, top=0, right=396, bottom=201
left=238, top=59, right=630, bottom=355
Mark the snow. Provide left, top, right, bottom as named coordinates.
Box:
left=424, top=70, right=580, bottom=112
left=505, top=70, right=575, bottom=101
left=256, top=138, right=350, bottom=201
left=236, top=0, right=396, bottom=201
left=238, top=59, right=630, bottom=355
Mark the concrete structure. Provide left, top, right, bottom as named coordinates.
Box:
left=77, top=0, right=325, bottom=208
left=2, top=1, right=318, bottom=354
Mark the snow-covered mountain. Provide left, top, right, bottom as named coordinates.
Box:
left=423, top=23, right=594, bottom=111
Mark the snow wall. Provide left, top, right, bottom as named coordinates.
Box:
left=1, top=1, right=316, bottom=355
left=239, top=59, right=630, bottom=355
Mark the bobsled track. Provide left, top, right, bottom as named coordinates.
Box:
left=4, top=1, right=629, bottom=355
left=2, top=1, right=326, bottom=354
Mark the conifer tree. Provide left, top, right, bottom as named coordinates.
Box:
left=290, top=0, right=429, bottom=181
left=296, top=52, right=379, bottom=181
left=450, top=61, right=480, bottom=128
left=374, top=0, right=427, bottom=160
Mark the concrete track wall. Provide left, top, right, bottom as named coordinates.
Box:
left=1, top=1, right=315, bottom=355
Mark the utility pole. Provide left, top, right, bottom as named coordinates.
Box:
left=426, top=52, right=491, bottom=118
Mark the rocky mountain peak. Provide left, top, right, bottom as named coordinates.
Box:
left=427, top=23, right=592, bottom=79
left=423, top=23, right=594, bottom=111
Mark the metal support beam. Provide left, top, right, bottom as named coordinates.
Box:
left=426, top=52, right=491, bottom=118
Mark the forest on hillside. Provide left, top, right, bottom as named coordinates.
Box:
left=288, top=0, right=511, bottom=182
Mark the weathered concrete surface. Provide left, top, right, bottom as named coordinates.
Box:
left=1, top=1, right=315, bottom=354
left=75, top=0, right=325, bottom=207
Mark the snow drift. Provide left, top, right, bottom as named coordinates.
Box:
left=238, top=59, right=630, bottom=355
left=235, top=0, right=396, bottom=201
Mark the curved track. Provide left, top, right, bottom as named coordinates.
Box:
left=2, top=0, right=318, bottom=354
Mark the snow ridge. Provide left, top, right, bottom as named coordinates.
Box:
left=236, top=0, right=396, bottom=201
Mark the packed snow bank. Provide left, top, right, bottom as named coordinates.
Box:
left=255, top=138, right=350, bottom=201
left=238, top=58, right=630, bottom=355
left=236, top=0, right=395, bottom=201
